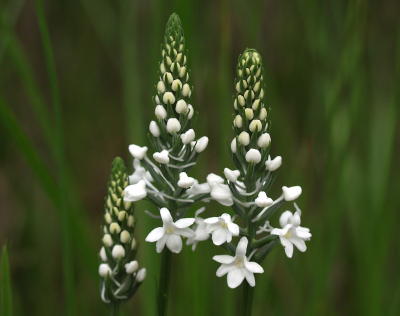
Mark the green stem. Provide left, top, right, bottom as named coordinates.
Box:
left=158, top=249, right=172, bottom=316
left=110, top=303, right=120, bottom=316
left=243, top=282, right=255, bottom=316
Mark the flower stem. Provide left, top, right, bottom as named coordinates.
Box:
left=158, top=249, right=172, bottom=316
left=243, top=282, right=255, bottom=316
left=110, top=303, right=120, bottom=316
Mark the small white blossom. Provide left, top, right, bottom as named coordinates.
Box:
left=249, top=119, right=262, bottom=132
left=163, top=91, right=175, bottom=104
left=213, top=237, right=264, bottom=288
left=207, top=173, right=225, bottom=187
left=282, top=186, right=302, bottom=201
left=186, top=181, right=211, bottom=196
left=255, top=191, right=273, bottom=207
left=125, top=261, right=139, bottom=274
left=182, top=83, right=191, bottom=97
left=265, top=155, right=282, bottom=171
left=166, top=118, right=181, bottom=134
left=155, top=105, right=167, bottom=119
left=238, top=131, right=250, bottom=146
left=129, top=159, right=153, bottom=184
left=124, top=179, right=147, bottom=202
left=186, top=217, right=210, bottom=250
left=175, top=99, right=188, bottom=114
left=180, top=129, right=195, bottom=144
left=99, top=263, right=112, bottom=277
left=157, top=81, right=166, bottom=93
left=149, top=121, right=160, bottom=137
left=231, top=138, right=237, bottom=153
left=245, top=149, right=261, bottom=164
left=136, top=268, right=147, bottom=282
left=128, top=144, right=148, bottom=160
left=271, top=210, right=311, bottom=258
left=187, top=104, right=194, bottom=119
left=177, top=172, right=196, bottom=188
left=112, top=244, right=125, bottom=260
left=153, top=150, right=170, bottom=164
left=259, top=107, right=267, bottom=120
left=99, top=247, right=107, bottom=261
left=224, top=168, right=240, bottom=182
left=145, top=208, right=195, bottom=253
left=194, top=136, right=209, bottom=153
left=102, top=234, right=113, bottom=247
left=257, top=133, right=271, bottom=148
left=205, top=213, right=239, bottom=245
left=210, top=184, right=233, bottom=206
left=234, top=115, right=243, bottom=128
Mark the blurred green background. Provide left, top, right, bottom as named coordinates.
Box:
left=1, top=0, right=399, bottom=315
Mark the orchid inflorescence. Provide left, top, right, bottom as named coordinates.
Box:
left=99, top=157, right=146, bottom=305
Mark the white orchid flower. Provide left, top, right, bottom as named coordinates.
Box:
left=177, top=172, right=196, bottom=189
left=265, top=155, right=282, bottom=171
left=128, top=144, right=148, bottom=160
left=145, top=208, right=195, bottom=253
left=271, top=210, right=311, bottom=258
left=123, top=179, right=147, bottom=202
left=204, top=213, right=239, bottom=245
left=224, top=168, right=240, bottom=182
left=186, top=217, right=210, bottom=250
left=213, top=237, right=264, bottom=288
left=129, top=159, right=153, bottom=184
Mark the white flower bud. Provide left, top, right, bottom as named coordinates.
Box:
left=179, top=66, right=186, bottom=78
left=282, top=186, right=302, bottom=201
left=259, top=108, right=268, bottom=120
left=155, top=95, right=160, bottom=104
left=180, top=129, right=195, bottom=144
left=224, top=168, right=240, bottom=182
left=112, top=244, right=125, bottom=260
left=166, top=56, right=172, bottom=66
left=176, top=52, right=183, bottom=62
left=245, top=149, right=262, bottom=164
left=117, top=211, right=126, bottom=221
left=245, top=108, right=254, bottom=120
left=252, top=99, right=260, bottom=110
left=238, top=95, right=245, bottom=107
left=124, top=180, right=147, bottom=202
left=238, top=131, right=250, bottom=146
left=249, top=119, right=262, bottom=132
left=125, top=261, right=139, bottom=274
left=136, top=268, right=147, bottom=282
left=128, top=144, right=148, bottom=160
left=164, top=72, right=173, bottom=84
left=233, top=115, right=243, bottom=128
left=255, top=191, right=273, bottom=207
left=171, top=79, right=182, bottom=91
left=187, top=104, right=194, bottom=119
left=102, top=234, right=113, bottom=247
left=253, top=81, right=261, bottom=92
left=149, top=121, right=160, bottom=137
left=177, top=172, right=196, bottom=188
left=131, top=237, right=137, bottom=249
left=182, top=83, right=191, bottom=97
left=128, top=215, right=135, bottom=227
left=153, top=150, right=170, bottom=164
left=160, top=62, right=166, bottom=74
left=207, top=173, right=225, bottom=187
left=157, top=80, right=166, bottom=93
left=257, top=133, right=271, bottom=148
left=166, top=118, right=181, bottom=133
left=120, top=230, right=131, bottom=243
left=175, top=99, right=188, bottom=114
left=98, top=263, right=111, bottom=277
left=155, top=105, right=167, bottom=119
left=233, top=99, right=238, bottom=110
left=231, top=138, right=237, bottom=153
left=99, top=247, right=107, bottom=261
left=163, top=92, right=175, bottom=104
left=194, top=136, right=208, bottom=153
left=104, top=212, right=112, bottom=224
left=265, top=155, right=282, bottom=171
left=109, top=222, right=121, bottom=234
left=260, top=88, right=264, bottom=98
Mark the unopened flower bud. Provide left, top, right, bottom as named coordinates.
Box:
left=181, top=129, right=195, bottom=144
left=224, top=168, right=240, bottom=182
left=171, top=79, right=182, bottom=91
left=231, top=138, right=237, bottom=153
left=238, top=95, right=245, bottom=107
left=99, top=263, right=111, bottom=277
left=120, top=230, right=131, bottom=243
left=155, top=105, right=167, bottom=119
left=136, top=268, right=147, bottom=282
left=182, top=84, right=191, bottom=97
left=166, top=118, right=181, bottom=133
left=163, top=72, right=173, bottom=84
left=259, top=108, right=268, bottom=120
left=234, top=115, right=243, bottom=128
left=257, top=133, right=271, bottom=148
left=255, top=191, right=273, bottom=207
left=149, top=121, right=160, bottom=137
left=282, top=186, right=302, bottom=201
left=177, top=172, right=196, bottom=188
left=265, top=155, right=282, bottom=171
left=153, top=150, right=170, bottom=164
left=245, top=149, right=261, bottom=164
left=179, top=66, right=186, bottom=78
left=175, top=99, right=188, bottom=114
left=187, top=104, right=194, bottom=119
left=104, top=212, right=112, bottom=224
left=163, top=92, right=176, bottom=104
left=112, top=244, right=125, bottom=260
left=99, top=247, right=107, bottom=261
left=249, top=119, right=262, bottom=132
left=157, top=81, right=166, bottom=93
left=109, top=222, right=121, bottom=234
left=238, top=131, right=250, bottom=146
left=125, top=261, right=139, bottom=274
left=128, top=144, right=148, bottom=160
left=102, top=234, right=113, bottom=247
left=252, top=99, right=260, bottom=110
left=194, top=136, right=208, bottom=153
left=245, top=108, right=254, bottom=120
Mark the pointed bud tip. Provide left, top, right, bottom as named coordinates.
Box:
left=165, top=13, right=184, bottom=38
left=111, top=156, right=127, bottom=174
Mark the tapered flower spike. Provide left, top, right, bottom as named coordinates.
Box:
left=99, top=157, right=145, bottom=305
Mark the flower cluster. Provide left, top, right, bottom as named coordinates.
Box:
left=192, top=49, right=312, bottom=289
left=124, top=13, right=210, bottom=253
left=99, top=157, right=146, bottom=304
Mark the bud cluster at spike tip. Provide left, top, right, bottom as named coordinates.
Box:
left=99, top=157, right=145, bottom=304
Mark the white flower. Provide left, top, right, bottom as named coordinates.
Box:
left=205, top=213, right=239, bottom=245
left=265, top=155, right=282, bottom=171
left=111, top=244, right=125, bottom=260
left=153, top=150, right=170, bottom=164
left=231, top=138, right=237, bottom=153
left=194, top=136, right=209, bottom=153
left=166, top=118, right=181, bottom=134
left=245, top=149, right=261, bottom=164
left=136, top=268, right=147, bottom=282
left=213, top=237, right=264, bottom=288
left=149, top=121, right=160, bottom=137
left=186, top=181, right=211, bottom=196
left=255, top=191, right=273, bottom=207
left=207, top=173, right=225, bottom=187
left=124, top=179, right=147, bottom=202
left=257, top=133, right=271, bottom=148
left=145, top=208, right=195, bottom=253
left=129, top=159, right=153, bottom=184
left=180, top=129, right=195, bottom=144
left=282, top=186, right=302, bottom=201
left=210, top=184, right=233, bottom=206
left=186, top=218, right=210, bottom=250
left=224, top=168, right=240, bottom=182
left=175, top=99, right=188, bottom=114
left=271, top=210, right=311, bottom=258
left=177, top=172, right=196, bottom=188
left=238, top=131, right=250, bottom=146
left=163, top=91, right=175, bottom=104
left=249, top=119, right=262, bottom=132
left=155, top=105, right=167, bottom=119
left=125, top=260, right=139, bottom=274
left=99, top=263, right=112, bottom=277
left=128, top=144, right=148, bottom=160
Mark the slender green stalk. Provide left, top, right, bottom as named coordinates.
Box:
left=158, top=249, right=172, bottom=316
left=110, top=303, right=120, bottom=316
left=243, top=282, right=254, bottom=316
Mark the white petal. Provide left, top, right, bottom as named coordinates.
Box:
left=213, top=255, right=235, bottom=264
left=220, top=213, right=231, bottom=222
left=227, top=269, right=245, bottom=288
left=279, top=211, right=293, bottom=227
left=176, top=227, right=194, bottom=238
left=156, top=236, right=167, bottom=253
left=236, top=237, right=248, bottom=257
left=271, top=228, right=284, bottom=236
left=160, top=208, right=173, bottom=224
left=174, top=218, right=195, bottom=229
left=228, top=222, right=240, bottom=236
left=145, top=227, right=165, bottom=242
left=291, top=237, right=307, bottom=252
left=244, top=269, right=255, bottom=287
left=282, top=186, right=302, bottom=201
left=212, top=229, right=227, bottom=245
left=296, top=227, right=312, bottom=239
left=204, top=217, right=219, bottom=224
left=166, top=234, right=182, bottom=253
left=282, top=239, right=294, bottom=258
left=290, top=212, right=301, bottom=226
left=216, top=264, right=234, bottom=277
left=245, top=261, right=264, bottom=274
